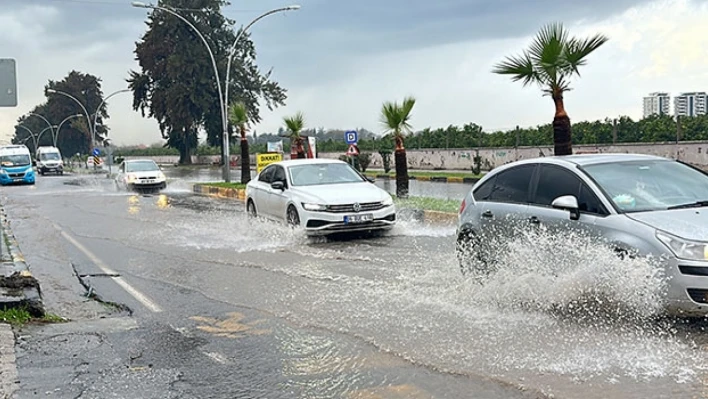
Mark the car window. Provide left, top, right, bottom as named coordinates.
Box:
left=273, top=166, right=286, bottom=185
left=258, top=166, right=275, bottom=183
left=125, top=161, right=159, bottom=172
left=488, top=165, right=534, bottom=204
left=472, top=175, right=496, bottom=201
left=289, top=163, right=365, bottom=187
left=533, top=164, right=607, bottom=215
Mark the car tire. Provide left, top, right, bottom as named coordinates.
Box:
left=286, top=205, right=300, bottom=227
left=247, top=199, right=257, bottom=218
left=456, top=230, right=490, bottom=277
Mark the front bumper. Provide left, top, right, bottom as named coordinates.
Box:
left=664, top=257, right=708, bottom=316
left=128, top=179, right=167, bottom=190
left=301, top=205, right=397, bottom=236
left=39, top=164, right=63, bottom=173
left=0, top=171, right=34, bottom=185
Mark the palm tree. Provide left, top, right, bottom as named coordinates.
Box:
left=380, top=96, right=416, bottom=198
left=228, top=102, right=251, bottom=184
left=493, top=23, right=608, bottom=155
left=284, top=112, right=306, bottom=159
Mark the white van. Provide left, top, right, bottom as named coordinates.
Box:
left=36, top=146, right=63, bottom=175
left=0, top=145, right=35, bottom=185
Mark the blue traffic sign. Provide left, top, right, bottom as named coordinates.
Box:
left=92, top=148, right=100, bottom=156
left=345, top=130, right=358, bottom=145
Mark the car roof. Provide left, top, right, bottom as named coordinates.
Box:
left=274, top=158, right=347, bottom=168
left=491, top=153, right=670, bottom=172
left=124, top=159, right=158, bottom=163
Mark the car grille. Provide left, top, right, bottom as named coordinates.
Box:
left=687, top=289, right=708, bottom=304
left=139, top=176, right=157, bottom=180
left=8, top=173, right=24, bottom=178
left=326, top=202, right=385, bottom=213
left=679, top=266, right=708, bottom=277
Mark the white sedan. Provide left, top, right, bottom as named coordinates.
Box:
left=115, top=159, right=167, bottom=191
left=245, top=159, right=396, bottom=235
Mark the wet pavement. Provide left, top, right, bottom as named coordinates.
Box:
left=2, top=173, right=708, bottom=398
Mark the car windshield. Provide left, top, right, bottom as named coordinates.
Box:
left=126, top=161, right=159, bottom=172
left=40, top=153, right=60, bottom=161
left=582, top=160, right=708, bottom=213
left=0, top=154, right=31, bottom=167
left=289, top=163, right=365, bottom=186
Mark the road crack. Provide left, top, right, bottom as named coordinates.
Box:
left=71, top=262, right=132, bottom=315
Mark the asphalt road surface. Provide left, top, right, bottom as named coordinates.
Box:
left=3, top=173, right=708, bottom=399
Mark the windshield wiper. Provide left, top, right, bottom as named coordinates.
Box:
left=668, top=201, right=708, bottom=210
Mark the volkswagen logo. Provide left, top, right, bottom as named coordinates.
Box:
left=353, top=202, right=361, bottom=212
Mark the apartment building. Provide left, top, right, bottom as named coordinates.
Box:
left=674, top=92, right=707, bottom=117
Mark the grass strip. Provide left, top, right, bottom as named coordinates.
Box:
left=394, top=196, right=460, bottom=213
left=199, top=182, right=247, bottom=189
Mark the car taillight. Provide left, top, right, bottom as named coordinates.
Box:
left=459, top=198, right=466, bottom=214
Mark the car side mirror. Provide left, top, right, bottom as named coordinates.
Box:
left=271, top=181, right=285, bottom=190
left=552, top=195, right=580, bottom=221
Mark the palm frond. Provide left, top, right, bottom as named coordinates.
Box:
left=563, top=34, right=609, bottom=76
left=380, top=97, right=416, bottom=137
left=283, top=111, right=305, bottom=137
left=492, top=53, right=541, bottom=87
left=228, top=102, right=248, bottom=127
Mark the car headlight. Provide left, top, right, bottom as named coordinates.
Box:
left=656, top=231, right=708, bottom=261
left=127, top=174, right=136, bottom=182
left=382, top=196, right=394, bottom=206
left=302, top=203, right=327, bottom=211
left=0, top=169, right=7, bottom=175
left=157, top=172, right=166, bottom=180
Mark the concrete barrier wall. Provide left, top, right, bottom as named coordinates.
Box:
left=121, top=140, right=708, bottom=170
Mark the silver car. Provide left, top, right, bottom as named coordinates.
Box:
left=456, top=153, right=708, bottom=316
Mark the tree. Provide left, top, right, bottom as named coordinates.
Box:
left=284, top=112, right=306, bottom=159
left=381, top=96, right=416, bottom=198
left=229, top=102, right=251, bottom=183
left=493, top=23, right=608, bottom=155
left=128, top=0, right=286, bottom=164
left=12, top=71, right=108, bottom=156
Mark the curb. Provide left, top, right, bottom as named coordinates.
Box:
left=0, top=207, right=44, bottom=317
left=422, top=210, right=458, bottom=224
left=366, top=174, right=479, bottom=184
left=193, top=184, right=246, bottom=201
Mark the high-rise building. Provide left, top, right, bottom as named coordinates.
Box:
left=674, top=92, right=707, bottom=117
left=643, top=92, right=671, bottom=117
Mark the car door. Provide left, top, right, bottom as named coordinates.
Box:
left=528, top=163, right=609, bottom=239
left=477, top=163, right=536, bottom=242
left=267, top=165, right=290, bottom=221
left=254, top=166, right=275, bottom=218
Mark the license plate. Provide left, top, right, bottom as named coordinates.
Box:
left=344, top=213, right=373, bottom=224
left=141, top=180, right=155, bottom=184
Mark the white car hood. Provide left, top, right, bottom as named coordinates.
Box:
left=291, top=182, right=390, bottom=204
left=128, top=170, right=162, bottom=178
left=627, top=208, right=708, bottom=241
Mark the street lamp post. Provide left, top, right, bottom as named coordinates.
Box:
left=131, top=1, right=300, bottom=182
left=92, top=89, right=130, bottom=145
left=36, top=125, right=57, bottom=148
left=16, top=125, right=37, bottom=154
left=223, top=5, right=300, bottom=182
left=46, top=89, right=93, bottom=150
left=27, top=113, right=55, bottom=143
left=55, top=114, right=84, bottom=147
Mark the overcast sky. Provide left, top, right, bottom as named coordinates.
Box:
left=1, top=0, right=707, bottom=146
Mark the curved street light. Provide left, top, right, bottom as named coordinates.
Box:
left=55, top=114, right=84, bottom=147
left=16, top=125, right=38, bottom=154
left=27, top=113, right=55, bottom=141
left=92, top=89, right=130, bottom=145
left=37, top=125, right=58, bottom=147
left=131, top=1, right=300, bottom=182
left=46, top=89, right=93, bottom=150
left=223, top=5, right=300, bottom=181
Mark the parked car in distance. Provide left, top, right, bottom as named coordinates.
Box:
left=115, top=159, right=166, bottom=192
left=36, top=146, right=63, bottom=175
left=246, top=159, right=396, bottom=236
left=0, top=145, right=35, bottom=186
left=456, top=153, right=708, bottom=316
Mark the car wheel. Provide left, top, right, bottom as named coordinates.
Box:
left=39, top=170, right=44, bottom=176
left=456, top=230, right=490, bottom=277
left=286, top=205, right=300, bottom=227
left=247, top=199, right=257, bottom=217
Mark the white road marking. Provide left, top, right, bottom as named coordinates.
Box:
left=59, top=229, right=163, bottom=313
left=202, top=351, right=229, bottom=364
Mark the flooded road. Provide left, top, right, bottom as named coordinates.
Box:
left=4, top=173, right=708, bottom=398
